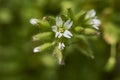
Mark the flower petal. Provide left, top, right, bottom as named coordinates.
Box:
left=63, top=33, right=71, bottom=38
left=64, top=30, right=73, bottom=36
left=61, top=43, right=65, bottom=47
left=58, top=33, right=63, bottom=38
left=58, top=42, right=65, bottom=50
left=85, top=9, right=96, bottom=19
left=52, top=25, right=57, bottom=32
left=56, top=16, right=63, bottom=27
left=55, top=32, right=63, bottom=38
left=88, top=19, right=101, bottom=30
left=92, top=25, right=99, bottom=30
left=55, top=32, right=60, bottom=38
left=58, top=42, right=62, bottom=50
left=64, top=20, right=73, bottom=29
left=93, top=19, right=101, bottom=25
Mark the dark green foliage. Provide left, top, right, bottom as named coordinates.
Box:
left=0, top=0, right=120, bottom=80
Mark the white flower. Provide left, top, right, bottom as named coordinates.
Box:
left=52, top=16, right=73, bottom=38
left=30, top=18, right=39, bottom=25
left=87, top=19, right=101, bottom=30
left=85, top=9, right=101, bottom=30
left=33, top=47, right=40, bottom=53
left=58, top=42, right=65, bottom=50
left=85, top=9, right=96, bottom=19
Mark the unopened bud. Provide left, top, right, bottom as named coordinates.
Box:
left=32, top=32, right=52, bottom=41
left=33, top=47, right=40, bottom=53
left=39, top=20, right=50, bottom=28
left=105, top=57, right=116, bottom=71
left=74, top=26, right=84, bottom=32
left=84, top=28, right=99, bottom=35
left=33, top=43, right=52, bottom=53
left=30, top=18, right=39, bottom=25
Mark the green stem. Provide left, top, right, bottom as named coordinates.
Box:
left=105, top=43, right=116, bottom=71
left=110, top=44, right=116, bottom=58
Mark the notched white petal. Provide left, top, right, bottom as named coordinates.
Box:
left=64, top=30, right=73, bottom=36
left=55, top=32, right=60, bottom=38
left=58, top=33, right=63, bottom=38
left=93, top=19, right=101, bottom=25
left=58, top=42, right=65, bottom=50
left=58, top=42, right=61, bottom=50
left=55, top=32, right=62, bottom=38
left=56, top=16, right=63, bottom=27
left=63, top=33, right=71, bottom=38
left=63, top=30, right=73, bottom=38
left=61, top=43, right=65, bottom=47
left=93, top=25, right=99, bottom=30
left=85, top=9, right=96, bottom=19
left=52, top=25, right=57, bottom=32
left=88, top=19, right=101, bottom=30
left=64, top=20, right=73, bottom=29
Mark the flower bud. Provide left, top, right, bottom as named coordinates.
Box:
left=38, top=20, right=50, bottom=28
left=84, top=28, right=99, bottom=35
left=32, top=32, right=52, bottom=41
left=74, top=26, right=84, bottom=32
left=33, top=43, right=52, bottom=53
left=30, top=18, right=39, bottom=25
left=105, top=57, right=116, bottom=71
left=53, top=47, right=64, bottom=65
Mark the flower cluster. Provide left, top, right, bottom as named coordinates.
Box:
left=30, top=9, right=101, bottom=64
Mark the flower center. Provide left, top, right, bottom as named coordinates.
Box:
left=58, top=27, right=65, bottom=33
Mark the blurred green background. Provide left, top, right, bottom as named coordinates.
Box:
left=0, top=0, right=120, bottom=80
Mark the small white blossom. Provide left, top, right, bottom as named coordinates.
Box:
left=85, top=9, right=96, bottom=19
left=33, top=47, right=40, bottom=53
left=85, top=9, right=101, bottom=30
left=52, top=16, right=73, bottom=38
left=87, top=18, right=101, bottom=30
left=30, top=18, right=39, bottom=25
left=58, top=42, right=65, bottom=50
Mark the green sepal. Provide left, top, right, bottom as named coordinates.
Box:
left=74, top=26, right=84, bottom=33
left=84, top=28, right=99, bottom=35
left=33, top=32, right=52, bottom=41
left=75, top=35, right=94, bottom=59
left=74, top=10, right=86, bottom=22
left=38, top=20, right=50, bottom=28
left=36, top=43, right=53, bottom=52
left=53, top=46, right=63, bottom=65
